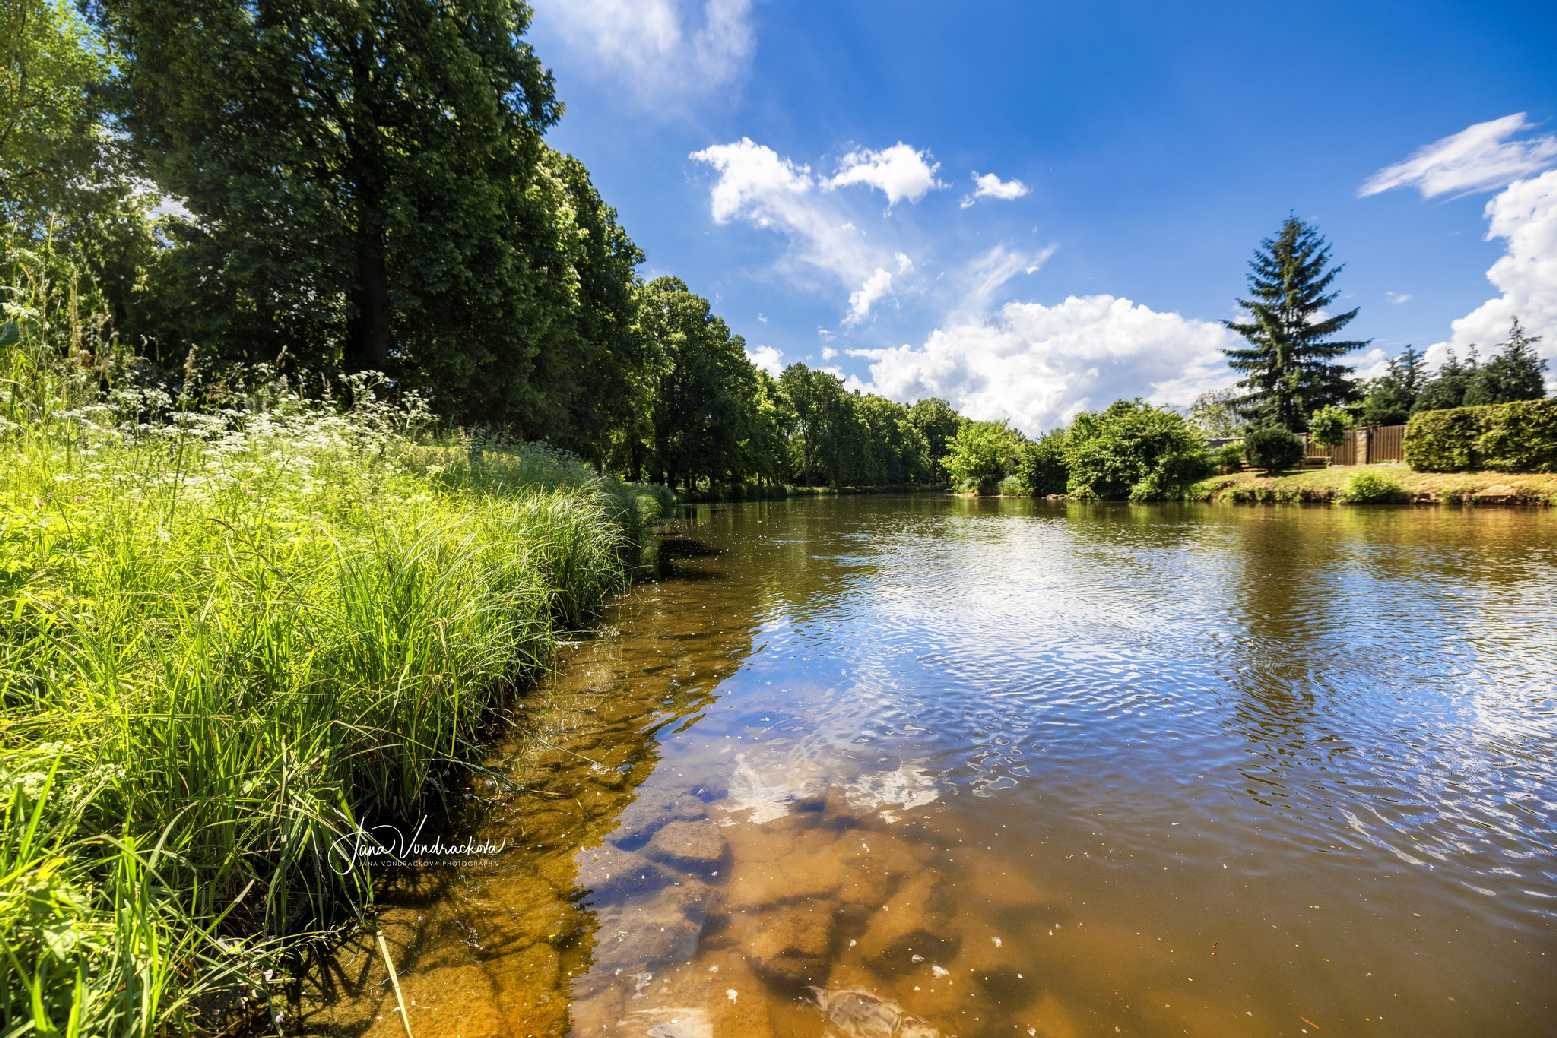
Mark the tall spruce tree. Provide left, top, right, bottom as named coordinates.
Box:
left=1224, top=216, right=1367, bottom=430
left=1463, top=317, right=1547, bottom=405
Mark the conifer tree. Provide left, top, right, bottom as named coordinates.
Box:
left=1464, top=317, right=1547, bottom=404
left=1224, top=216, right=1367, bottom=430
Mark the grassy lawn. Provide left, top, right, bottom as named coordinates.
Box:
left=1190, top=462, right=1557, bottom=504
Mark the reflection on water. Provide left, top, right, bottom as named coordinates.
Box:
left=303, top=498, right=1557, bottom=1037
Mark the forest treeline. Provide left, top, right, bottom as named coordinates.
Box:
left=3, top=0, right=967, bottom=494
left=4, top=3, right=1547, bottom=503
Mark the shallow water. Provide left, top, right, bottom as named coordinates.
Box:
left=303, top=498, right=1557, bottom=1037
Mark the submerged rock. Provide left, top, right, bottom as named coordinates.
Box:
left=739, top=901, right=838, bottom=985
left=809, top=986, right=942, bottom=1038
left=592, top=883, right=709, bottom=975
left=646, top=819, right=728, bottom=874
left=575, top=843, right=670, bottom=903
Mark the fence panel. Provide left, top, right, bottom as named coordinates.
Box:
left=1303, top=424, right=1406, bottom=465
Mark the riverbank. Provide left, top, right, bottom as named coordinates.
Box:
left=0, top=395, right=670, bottom=1034
left=1189, top=462, right=1557, bottom=505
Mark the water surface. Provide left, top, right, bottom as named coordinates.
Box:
left=305, top=498, right=1557, bottom=1037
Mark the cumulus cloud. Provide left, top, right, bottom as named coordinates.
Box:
left=825, top=142, right=945, bottom=206
left=533, top=0, right=753, bottom=104
left=960, top=171, right=1030, bottom=208
left=850, top=295, right=1239, bottom=435
left=820, top=346, right=838, bottom=360
left=845, top=268, right=896, bottom=325
left=691, top=137, right=912, bottom=324
left=1359, top=113, right=1557, bottom=199
left=745, top=343, right=784, bottom=376
left=1427, top=169, right=1557, bottom=381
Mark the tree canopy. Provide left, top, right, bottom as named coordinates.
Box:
left=1224, top=216, right=1367, bottom=431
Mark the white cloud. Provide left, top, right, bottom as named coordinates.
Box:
left=820, top=346, right=838, bottom=360
left=533, top=0, right=753, bottom=104
left=1427, top=169, right=1557, bottom=383
left=745, top=343, right=784, bottom=376
left=691, top=137, right=909, bottom=324
left=1385, top=291, right=1413, bottom=304
left=845, top=268, right=895, bottom=325
left=956, top=243, right=1055, bottom=316
left=825, top=142, right=945, bottom=206
left=851, top=295, right=1239, bottom=435
left=960, top=171, right=1030, bottom=207
left=1359, top=113, right=1557, bottom=199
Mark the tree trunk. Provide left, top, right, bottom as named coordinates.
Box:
left=346, top=212, right=390, bottom=373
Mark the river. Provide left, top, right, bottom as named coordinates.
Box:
left=302, top=497, right=1557, bottom=1037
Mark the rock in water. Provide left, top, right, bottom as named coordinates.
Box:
left=808, top=986, right=942, bottom=1038
left=646, top=819, right=727, bottom=874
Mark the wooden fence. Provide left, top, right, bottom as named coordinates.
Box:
left=1306, top=424, right=1406, bottom=466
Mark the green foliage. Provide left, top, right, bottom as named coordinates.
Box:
left=1404, top=406, right=1488, bottom=471
left=1339, top=471, right=1409, bottom=503
left=1009, top=430, right=1069, bottom=495
left=1243, top=424, right=1305, bottom=472
left=1063, top=399, right=1208, bottom=501
left=1404, top=397, right=1557, bottom=473
left=1307, top=404, right=1351, bottom=447
left=907, top=398, right=965, bottom=482
left=942, top=420, right=1023, bottom=494
left=1462, top=318, right=1547, bottom=406
left=1211, top=441, right=1245, bottom=473
left=1224, top=216, right=1365, bottom=430
left=1358, top=345, right=1426, bottom=425
left=1188, top=387, right=1246, bottom=438
left=0, top=376, right=658, bottom=1032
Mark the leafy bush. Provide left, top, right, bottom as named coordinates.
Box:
left=1476, top=398, right=1557, bottom=472
left=1308, top=404, right=1350, bottom=448
left=1339, top=471, right=1409, bottom=503
left=1406, top=398, right=1557, bottom=472
left=942, top=419, right=1023, bottom=494
left=1243, top=424, right=1304, bottom=472
left=1211, top=442, right=1244, bottom=473
left=1064, top=399, right=1208, bottom=501
left=1405, top=405, right=1488, bottom=470
left=1010, top=429, right=1068, bottom=495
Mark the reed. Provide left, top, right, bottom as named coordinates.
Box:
left=0, top=250, right=669, bottom=1034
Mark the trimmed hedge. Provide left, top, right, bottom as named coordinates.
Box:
left=1405, top=397, right=1557, bottom=472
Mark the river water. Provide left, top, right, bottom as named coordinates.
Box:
left=303, top=497, right=1557, bottom=1037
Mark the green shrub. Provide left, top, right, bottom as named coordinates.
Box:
left=1477, top=397, right=1557, bottom=472
left=1404, top=405, right=1489, bottom=471
left=942, top=419, right=1024, bottom=494
left=1211, top=442, right=1244, bottom=473
left=1405, top=398, right=1557, bottom=472
left=1064, top=399, right=1208, bottom=501
left=1308, top=405, right=1350, bottom=448
left=1011, top=430, right=1068, bottom=495
left=1243, top=424, right=1304, bottom=472
left=1339, top=471, right=1409, bottom=503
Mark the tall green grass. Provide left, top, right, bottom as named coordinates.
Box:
left=0, top=247, right=670, bottom=1034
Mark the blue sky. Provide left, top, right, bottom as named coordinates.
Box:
left=529, top=0, right=1557, bottom=432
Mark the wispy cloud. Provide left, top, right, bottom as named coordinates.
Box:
left=532, top=0, right=753, bottom=106
left=1385, top=291, right=1412, bottom=304
left=1359, top=112, right=1557, bottom=199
